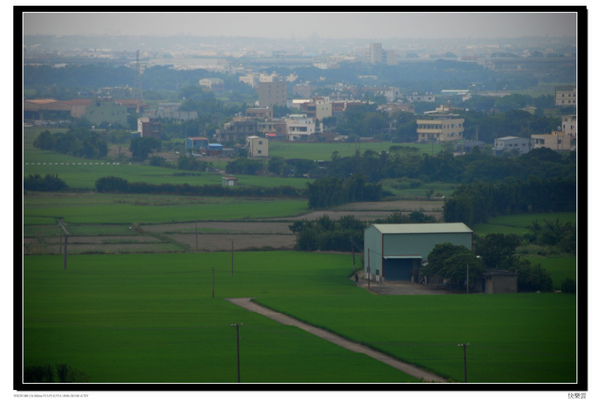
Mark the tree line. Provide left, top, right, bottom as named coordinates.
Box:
left=94, top=176, right=304, bottom=198
left=306, top=174, right=384, bottom=209
left=33, top=128, right=108, bottom=159
left=442, top=176, right=576, bottom=227
left=289, top=211, right=437, bottom=252
left=325, top=146, right=575, bottom=184
left=24, top=174, right=68, bottom=192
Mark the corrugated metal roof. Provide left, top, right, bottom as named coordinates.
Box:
left=370, top=223, right=472, bottom=234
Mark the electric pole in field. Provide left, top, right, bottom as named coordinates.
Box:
left=58, top=219, right=70, bottom=270
left=458, top=343, right=470, bottom=383
left=231, top=323, right=243, bottom=382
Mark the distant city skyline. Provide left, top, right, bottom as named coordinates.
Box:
left=23, top=11, right=578, bottom=40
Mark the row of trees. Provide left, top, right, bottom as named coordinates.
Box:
left=24, top=174, right=68, bottom=192
left=33, top=128, right=108, bottom=159
left=94, top=176, right=304, bottom=198
left=307, top=174, right=384, bottom=209
left=289, top=211, right=438, bottom=252
left=443, top=176, right=577, bottom=227
left=325, top=146, right=575, bottom=184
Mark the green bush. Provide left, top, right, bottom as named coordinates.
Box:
left=561, top=277, right=576, bottom=294
left=24, top=174, right=68, bottom=192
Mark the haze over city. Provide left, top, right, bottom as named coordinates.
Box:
left=23, top=11, right=577, bottom=39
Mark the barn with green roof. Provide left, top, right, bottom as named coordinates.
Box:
left=363, top=223, right=473, bottom=283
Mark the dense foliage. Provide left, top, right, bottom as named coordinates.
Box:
left=130, top=137, right=161, bottom=161
left=325, top=146, right=575, bottom=184
left=290, top=210, right=438, bottom=252
left=307, top=174, right=384, bottom=208
left=524, top=219, right=576, bottom=254
left=424, top=240, right=554, bottom=292
left=33, top=128, right=108, bottom=159
left=24, top=174, right=68, bottom=192
left=422, top=243, right=485, bottom=289
left=95, top=176, right=304, bottom=198
left=443, top=176, right=576, bottom=227
left=289, top=215, right=366, bottom=252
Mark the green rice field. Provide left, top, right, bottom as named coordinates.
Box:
left=23, top=252, right=577, bottom=384
left=472, top=212, right=576, bottom=236
left=269, top=141, right=444, bottom=160
left=24, top=192, right=309, bottom=225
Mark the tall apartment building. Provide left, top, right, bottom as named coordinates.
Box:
left=257, top=81, right=287, bottom=108
left=370, top=43, right=384, bottom=64
left=562, top=115, right=577, bottom=139
left=555, top=85, right=576, bottom=107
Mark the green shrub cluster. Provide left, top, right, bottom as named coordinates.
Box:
left=24, top=174, right=68, bottom=192
left=289, top=215, right=366, bottom=252
left=307, top=174, right=384, bottom=209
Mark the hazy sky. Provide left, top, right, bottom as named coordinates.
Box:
left=23, top=11, right=578, bottom=39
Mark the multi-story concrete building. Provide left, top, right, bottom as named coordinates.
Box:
left=137, top=117, right=162, bottom=139
left=555, top=85, right=576, bottom=107
left=301, top=97, right=333, bottom=121
left=492, top=136, right=534, bottom=156
left=370, top=43, right=384, bottom=64
left=285, top=114, right=317, bottom=141
left=416, top=115, right=465, bottom=143
left=246, top=107, right=273, bottom=121
left=532, top=132, right=570, bottom=151
left=257, top=81, right=288, bottom=108
left=246, top=136, right=269, bottom=158
left=257, top=120, right=287, bottom=140
left=562, top=115, right=577, bottom=139
left=214, top=117, right=258, bottom=143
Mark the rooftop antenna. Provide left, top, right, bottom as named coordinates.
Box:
left=133, top=50, right=144, bottom=102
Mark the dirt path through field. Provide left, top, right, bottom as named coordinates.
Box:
left=226, top=297, right=447, bottom=383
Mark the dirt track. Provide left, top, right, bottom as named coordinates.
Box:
left=226, top=297, right=447, bottom=383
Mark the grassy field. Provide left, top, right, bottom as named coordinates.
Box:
left=24, top=252, right=417, bottom=383
left=472, top=212, right=578, bottom=288
left=23, top=252, right=577, bottom=383
left=24, top=192, right=309, bottom=225
left=472, top=212, right=577, bottom=236
left=525, top=256, right=577, bottom=289
left=23, top=161, right=313, bottom=190
left=269, top=141, right=444, bottom=160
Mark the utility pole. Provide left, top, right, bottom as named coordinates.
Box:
left=231, top=323, right=243, bottom=382
left=58, top=219, right=70, bottom=270
left=466, top=262, right=469, bottom=294
left=367, top=249, right=371, bottom=290
left=458, top=343, right=470, bottom=383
